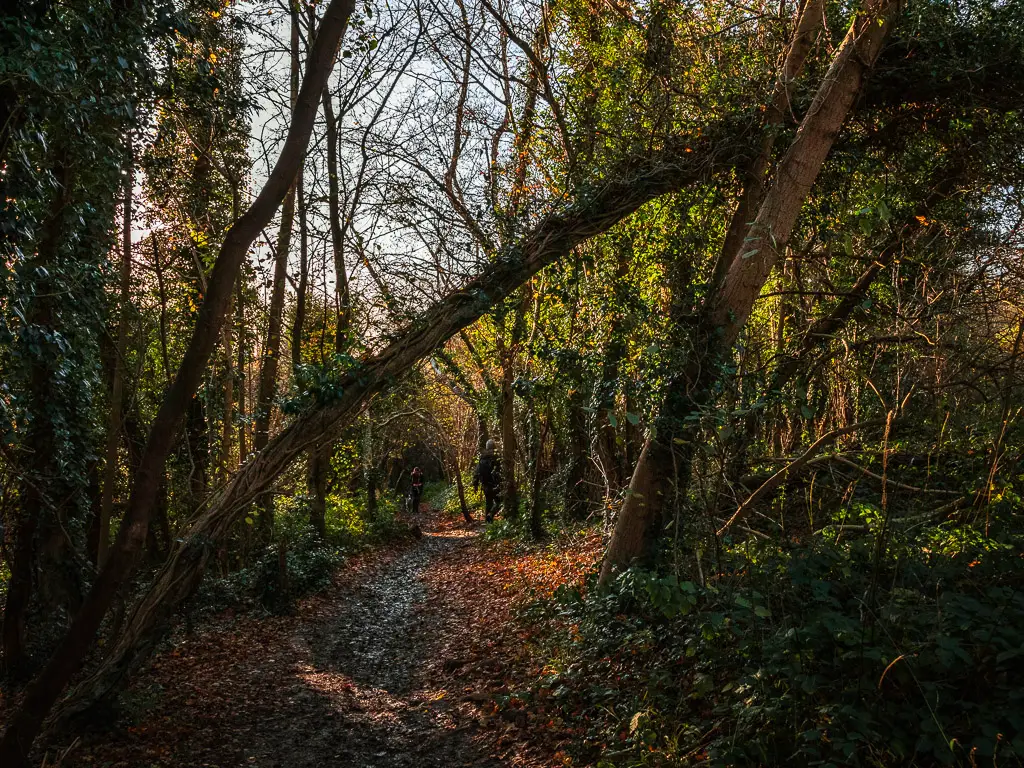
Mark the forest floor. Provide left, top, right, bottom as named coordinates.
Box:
left=58, top=507, right=601, bottom=768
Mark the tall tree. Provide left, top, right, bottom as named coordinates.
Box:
left=600, top=0, right=898, bottom=583
left=0, top=1, right=358, bottom=761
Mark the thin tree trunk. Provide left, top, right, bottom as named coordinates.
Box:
left=453, top=451, right=472, bottom=523
left=529, top=405, right=549, bottom=539
left=219, top=320, right=235, bottom=479
left=235, top=280, right=247, bottom=465
left=98, top=161, right=134, bottom=566
left=322, top=90, right=351, bottom=347
left=499, top=354, right=518, bottom=518
left=253, top=6, right=301, bottom=537
left=307, top=443, right=328, bottom=539
left=292, top=172, right=308, bottom=371
left=186, top=393, right=209, bottom=509
left=593, top=248, right=630, bottom=492
left=563, top=386, right=591, bottom=519
left=152, top=236, right=171, bottom=382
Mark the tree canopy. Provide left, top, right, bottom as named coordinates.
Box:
left=2, top=0, right=1024, bottom=764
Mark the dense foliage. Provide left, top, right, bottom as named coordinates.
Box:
left=2, top=0, right=1024, bottom=763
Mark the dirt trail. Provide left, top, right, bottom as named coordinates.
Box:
left=62, top=512, right=522, bottom=768
left=250, top=520, right=499, bottom=767
left=55, top=505, right=601, bottom=767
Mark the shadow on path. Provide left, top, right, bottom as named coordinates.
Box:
left=247, top=520, right=502, bottom=768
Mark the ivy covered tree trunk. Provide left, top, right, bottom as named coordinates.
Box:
left=499, top=356, right=518, bottom=518
left=306, top=443, right=328, bottom=539
left=3, top=159, right=73, bottom=676
left=593, top=246, right=630, bottom=493
left=600, top=0, right=898, bottom=585
left=563, top=387, right=592, bottom=520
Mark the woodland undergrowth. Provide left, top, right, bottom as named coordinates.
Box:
left=498, top=504, right=1024, bottom=768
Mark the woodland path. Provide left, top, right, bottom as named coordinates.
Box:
left=62, top=508, right=572, bottom=768
left=245, top=515, right=500, bottom=768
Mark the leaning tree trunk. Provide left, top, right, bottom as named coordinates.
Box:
left=600, top=0, right=898, bottom=586
left=50, top=140, right=723, bottom=729
left=708, top=0, right=825, bottom=293
left=0, top=3, right=358, bottom=763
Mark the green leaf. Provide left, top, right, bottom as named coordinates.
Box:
left=625, top=412, right=640, bottom=426
left=607, top=411, right=618, bottom=428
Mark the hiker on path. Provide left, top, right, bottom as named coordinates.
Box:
left=473, top=439, right=501, bottom=523
left=408, top=466, right=424, bottom=513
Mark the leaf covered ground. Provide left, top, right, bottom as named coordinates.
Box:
left=46, top=509, right=601, bottom=767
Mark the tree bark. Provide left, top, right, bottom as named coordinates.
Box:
left=499, top=354, right=518, bottom=518
left=453, top=453, right=472, bottom=523
left=709, top=0, right=825, bottom=293
left=0, top=2, right=357, bottom=761
left=98, top=160, right=134, bottom=567
left=563, top=385, right=592, bottom=519
left=593, top=246, right=631, bottom=492
left=218, top=318, right=235, bottom=479
left=291, top=172, right=308, bottom=372
left=529, top=404, right=549, bottom=539
left=235, top=279, right=248, bottom=465
left=306, top=444, right=328, bottom=539
left=322, top=89, right=351, bottom=348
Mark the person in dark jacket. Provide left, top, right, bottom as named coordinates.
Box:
left=408, top=466, right=424, bottom=513
left=473, top=439, right=501, bottom=523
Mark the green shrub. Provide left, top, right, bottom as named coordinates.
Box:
left=190, top=490, right=415, bottom=618
left=250, top=530, right=340, bottom=614
left=524, top=528, right=1024, bottom=767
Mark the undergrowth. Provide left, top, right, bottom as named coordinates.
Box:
left=193, top=489, right=415, bottom=617
left=519, top=511, right=1024, bottom=767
